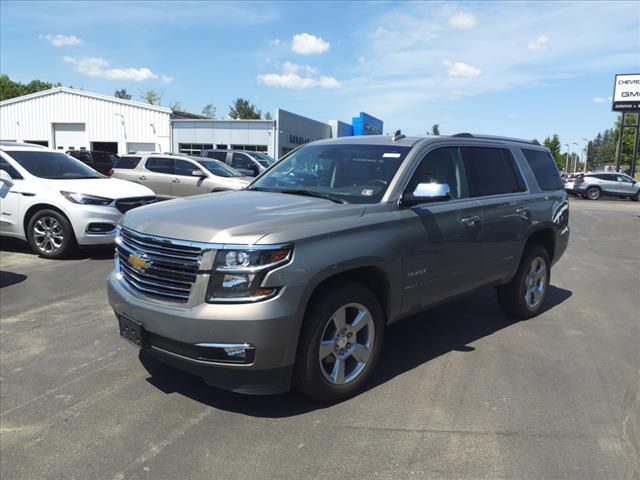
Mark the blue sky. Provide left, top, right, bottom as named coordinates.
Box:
left=1, top=1, right=639, bottom=150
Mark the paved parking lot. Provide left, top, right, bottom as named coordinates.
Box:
left=1, top=198, right=639, bottom=480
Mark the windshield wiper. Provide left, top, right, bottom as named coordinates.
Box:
left=278, top=189, right=347, bottom=204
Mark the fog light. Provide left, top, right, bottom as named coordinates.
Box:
left=224, top=346, right=248, bottom=359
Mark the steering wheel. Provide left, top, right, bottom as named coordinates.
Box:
left=367, top=179, right=388, bottom=188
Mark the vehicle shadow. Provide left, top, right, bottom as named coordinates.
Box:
left=0, top=237, right=114, bottom=260
left=141, top=285, right=572, bottom=417
left=0, top=271, right=27, bottom=288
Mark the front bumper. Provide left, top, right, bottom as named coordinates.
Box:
left=68, top=204, right=122, bottom=246
left=107, top=271, right=303, bottom=394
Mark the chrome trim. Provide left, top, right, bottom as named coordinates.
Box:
left=149, top=345, right=256, bottom=367
left=206, top=287, right=282, bottom=304
left=195, top=342, right=255, bottom=350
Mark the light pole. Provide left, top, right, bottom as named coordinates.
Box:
left=564, top=143, right=571, bottom=173
left=572, top=142, right=579, bottom=173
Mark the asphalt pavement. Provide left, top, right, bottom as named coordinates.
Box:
left=1, top=198, right=639, bottom=480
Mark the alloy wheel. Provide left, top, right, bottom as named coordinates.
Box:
left=33, top=216, right=64, bottom=254
left=318, top=303, right=375, bottom=385
left=524, top=256, right=547, bottom=309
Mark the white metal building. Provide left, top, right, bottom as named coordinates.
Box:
left=0, top=87, right=172, bottom=154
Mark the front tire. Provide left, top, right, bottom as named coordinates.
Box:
left=26, top=209, right=76, bottom=259
left=631, top=192, right=639, bottom=202
left=294, top=282, right=384, bottom=402
left=496, top=245, right=551, bottom=319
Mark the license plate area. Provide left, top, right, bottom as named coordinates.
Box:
left=118, top=315, right=145, bottom=348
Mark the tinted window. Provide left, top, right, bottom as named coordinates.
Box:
left=521, top=149, right=564, bottom=190
left=461, top=147, right=525, bottom=197
left=231, top=153, right=253, bottom=170
left=0, top=158, right=23, bottom=179
left=93, top=152, right=118, bottom=165
left=206, top=151, right=227, bottom=161
left=251, top=144, right=410, bottom=204
left=616, top=174, right=634, bottom=183
left=5, top=151, right=101, bottom=179
left=68, top=151, right=91, bottom=162
left=146, top=157, right=174, bottom=174
left=406, top=147, right=468, bottom=199
left=115, top=156, right=141, bottom=169
left=175, top=159, right=200, bottom=176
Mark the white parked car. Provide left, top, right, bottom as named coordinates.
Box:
left=0, top=142, right=156, bottom=258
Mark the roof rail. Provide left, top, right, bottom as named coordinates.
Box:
left=451, top=133, right=536, bottom=145
left=391, top=130, right=406, bottom=142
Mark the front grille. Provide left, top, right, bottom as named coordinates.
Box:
left=116, top=227, right=203, bottom=303
left=115, top=196, right=156, bottom=213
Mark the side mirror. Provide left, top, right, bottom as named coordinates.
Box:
left=0, top=170, right=14, bottom=188
left=191, top=170, right=207, bottom=177
left=402, top=182, right=450, bottom=206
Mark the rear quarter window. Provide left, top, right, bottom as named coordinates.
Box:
left=521, top=149, right=564, bottom=190
left=114, top=156, right=141, bottom=169
left=461, top=146, right=526, bottom=197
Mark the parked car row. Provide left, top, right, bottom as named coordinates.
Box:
left=565, top=172, right=639, bottom=201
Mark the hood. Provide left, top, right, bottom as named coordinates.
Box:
left=39, top=177, right=154, bottom=199
left=122, top=190, right=366, bottom=244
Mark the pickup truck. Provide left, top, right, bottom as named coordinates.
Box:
left=108, top=133, right=570, bottom=401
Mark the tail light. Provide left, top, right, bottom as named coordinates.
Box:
left=108, top=169, right=114, bottom=176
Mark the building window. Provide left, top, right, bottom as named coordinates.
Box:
left=230, top=145, right=267, bottom=152
left=178, top=143, right=213, bottom=156
left=216, top=144, right=228, bottom=149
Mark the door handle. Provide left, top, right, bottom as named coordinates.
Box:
left=515, top=207, right=530, bottom=216
left=460, top=215, right=480, bottom=226
left=172, top=178, right=180, bottom=183
left=138, top=175, right=147, bottom=180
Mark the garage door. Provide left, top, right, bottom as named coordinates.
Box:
left=126, top=142, right=156, bottom=153
left=53, top=123, right=87, bottom=151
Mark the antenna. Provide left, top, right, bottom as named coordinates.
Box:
left=392, top=130, right=406, bottom=142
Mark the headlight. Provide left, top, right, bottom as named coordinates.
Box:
left=61, top=191, right=113, bottom=206
left=206, top=246, right=292, bottom=302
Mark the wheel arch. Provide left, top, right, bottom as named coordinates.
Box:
left=524, top=227, right=556, bottom=264
left=23, top=203, right=71, bottom=236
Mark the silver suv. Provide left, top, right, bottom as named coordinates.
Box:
left=108, top=133, right=570, bottom=401
left=568, top=172, right=639, bottom=201
left=110, top=153, right=250, bottom=199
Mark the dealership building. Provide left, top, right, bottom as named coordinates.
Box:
left=0, top=87, right=383, bottom=158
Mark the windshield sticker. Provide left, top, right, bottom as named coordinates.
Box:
left=361, top=188, right=374, bottom=196
left=382, top=153, right=401, bottom=158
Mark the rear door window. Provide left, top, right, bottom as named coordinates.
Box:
left=461, top=146, right=526, bottom=197
left=521, top=148, right=564, bottom=190
left=114, top=156, right=141, bottom=169
left=145, top=157, right=174, bottom=174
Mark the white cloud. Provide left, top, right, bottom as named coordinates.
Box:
left=357, top=56, right=366, bottom=65
left=448, top=11, right=477, bottom=30
left=39, top=34, right=82, bottom=47
left=257, top=62, right=340, bottom=89
left=443, top=60, right=481, bottom=78
left=593, top=97, right=607, bottom=103
left=291, top=33, right=330, bottom=55
left=527, top=35, right=549, bottom=50
left=63, top=56, right=172, bottom=83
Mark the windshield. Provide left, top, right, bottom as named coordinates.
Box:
left=6, top=151, right=102, bottom=179
left=196, top=159, right=243, bottom=177
left=250, top=144, right=410, bottom=204
left=250, top=152, right=275, bottom=167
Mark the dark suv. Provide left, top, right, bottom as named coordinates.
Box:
left=67, top=150, right=120, bottom=176
left=109, top=133, right=570, bottom=401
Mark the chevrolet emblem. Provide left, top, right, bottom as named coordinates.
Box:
left=128, top=253, right=152, bottom=273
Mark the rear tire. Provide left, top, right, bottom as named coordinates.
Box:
left=294, top=282, right=384, bottom=402
left=497, top=244, right=550, bottom=319
left=585, top=187, right=601, bottom=200
left=26, top=209, right=76, bottom=259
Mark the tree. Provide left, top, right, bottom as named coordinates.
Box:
left=0, top=74, right=61, bottom=101
left=543, top=134, right=565, bottom=170
left=264, top=111, right=272, bottom=120
left=202, top=104, right=216, bottom=119
left=114, top=88, right=132, bottom=100
left=228, top=97, right=261, bottom=119
left=141, top=90, right=162, bottom=105
left=430, top=124, right=440, bottom=135
left=169, top=100, right=183, bottom=111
